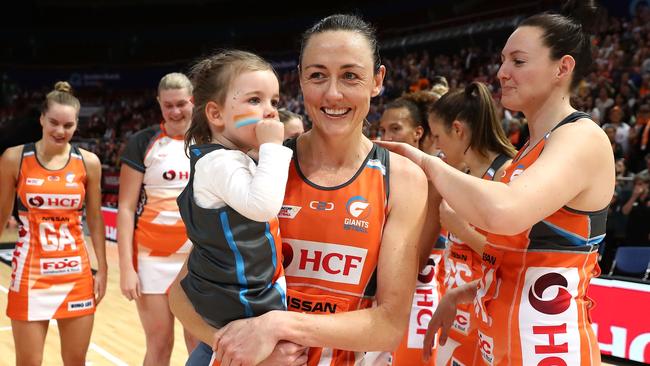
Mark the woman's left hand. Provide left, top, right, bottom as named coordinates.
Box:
left=213, top=312, right=280, bottom=366
left=93, top=268, right=107, bottom=305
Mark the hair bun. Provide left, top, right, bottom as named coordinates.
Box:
left=561, top=0, right=598, bottom=32
left=53, top=81, right=73, bottom=94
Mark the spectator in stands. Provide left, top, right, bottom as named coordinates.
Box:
left=603, top=106, right=630, bottom=155
left=630, top=104, right=650, bottom=170
left=602, top=123, right=626, bottom=160
left=278, top=108, right=305, bottom=139
left=595, top=86, right=614, bottom=118
left=622, top=170, right=650, bottom=246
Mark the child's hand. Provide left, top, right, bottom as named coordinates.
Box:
left=255, top=119, right=285, bottom=145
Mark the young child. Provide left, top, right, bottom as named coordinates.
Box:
left=177, top=50, right=290, bottom=332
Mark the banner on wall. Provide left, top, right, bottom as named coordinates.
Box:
left=101, top=206, right=118, bottom=242
left=589, top=277, right=650, bottom=363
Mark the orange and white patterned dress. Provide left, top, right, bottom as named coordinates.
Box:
left=120, top=123, right=192, bottom=293
left=8, top=143, right=95, bottom=321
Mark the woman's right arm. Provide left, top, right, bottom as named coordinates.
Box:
left=379, top=120, right=615, bottom=236
left=0, top=146, right=20, bottom=237
left=117, top=164, right=144, bottom=300
left=168, top=261, right=308, bottom=365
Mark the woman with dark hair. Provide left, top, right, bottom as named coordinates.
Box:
left=427, top=81, right=515, bottom=366
left=381, top=1, right=614, bottom=365
left=379, top=91, right=445, bottom=366
left=170, top=13, right=429, bottom=366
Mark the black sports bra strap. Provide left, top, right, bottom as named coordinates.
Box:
left=551, top=111, right=592, bottom=132
left=487, top=154, right=510, bottom=181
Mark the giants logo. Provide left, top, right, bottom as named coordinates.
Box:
left=520, top=267, right=580, bottom=366
left=26, top=194, right=82, bottom=210
left=344, top=196, right=370, bottom=233
left=162, top=170, right=189, bottom=180
left=346, top=196, right=370, bottom=219
left=478, top=331, right=494, bottom=366
left=282, top=239, right=366, bottom=285
left=41, top=256, right=82, bottom=275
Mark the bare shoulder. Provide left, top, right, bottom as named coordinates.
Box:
left=387, top=151, right=427, bottom=181
left=0, top=145, right=24, bottom=169
left=387, top=151, right=427, bottom=203
left=78, top=148, right=101, bottom=167
left=1, top=145, right=24, bottom=161
left=78, top=148, right=102, bottom=175
left=546, top=117, right=611, bottom=153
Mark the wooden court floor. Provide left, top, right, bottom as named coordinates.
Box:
left=0, top=228, right=191, bottom=366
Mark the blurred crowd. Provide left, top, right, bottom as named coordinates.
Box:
left=2, top=5, right=650, bottom=274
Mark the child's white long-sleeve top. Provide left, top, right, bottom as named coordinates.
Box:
left=192, top=143, right=293, bottom=222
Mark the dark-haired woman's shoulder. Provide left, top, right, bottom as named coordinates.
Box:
left=386, top=151, right=428, bottom=211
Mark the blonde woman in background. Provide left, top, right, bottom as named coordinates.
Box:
left=117, top=73, right=197, bottom=365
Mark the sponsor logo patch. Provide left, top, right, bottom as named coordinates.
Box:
left=344, top=196, right=370, bottom=233
left=278, top=205, right=301, bottom=219
left=26, top=178, right=44, bottom=186
left=452, top=309, right=470, bottom=335
left=309, top=200, right=334, bottom=211
left=519, top=267, right=580, bottom=366
left=282, top=239, right=366, bottom=285
left=68, top=298, right=94, bottom=311
left=478, top=330, right=494, bottom=366
left=40, top=256, right=82, bottom=275
left=26, top=193, right=82, bottom=209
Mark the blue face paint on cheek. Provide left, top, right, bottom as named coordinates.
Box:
left=235, top=118, right=261, bottom=128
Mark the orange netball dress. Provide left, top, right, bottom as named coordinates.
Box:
left=390, top=230, right=447, bottom=366
left=279, top=139, right=389, bottom=366
left=477, top=112, right=602, bottom=366
left=8, top=143, right=95, bottom=320
left=437, top=154, right=510, bottom=366
left=120, top=123, right=192, bottom=293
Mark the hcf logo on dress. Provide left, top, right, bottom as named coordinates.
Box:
left=519, top=267, right=580, bottom=366
left=282, top=239, right=367, bottom=285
